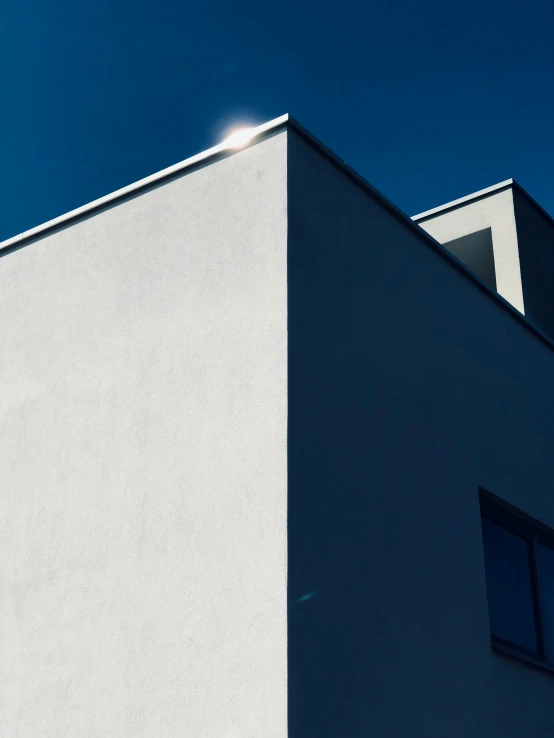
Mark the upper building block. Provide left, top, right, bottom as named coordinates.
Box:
left=413, top=180, right=554, bottom=339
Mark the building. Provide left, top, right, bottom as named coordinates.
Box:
left=1, top=115, right=554, bottom=737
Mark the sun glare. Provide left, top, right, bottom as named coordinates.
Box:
left=222, top=127, right=257, bottom=149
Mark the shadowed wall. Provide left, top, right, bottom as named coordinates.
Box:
left=287, top=129, right=554, bottom=738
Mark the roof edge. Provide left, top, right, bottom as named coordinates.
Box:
left=3, top=113, right=554, bottom=358
left=412, top=178, right=554, bottom=231
left=284, top=119, right=554, bottom=358
left=412, top=179, right=514, bottom=221
left=0, top=114, right=290, bottom=253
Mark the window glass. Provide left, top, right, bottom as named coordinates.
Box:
left=535, top=542, right=554, bottom=663
left=481, top=517, right=537, bottom=653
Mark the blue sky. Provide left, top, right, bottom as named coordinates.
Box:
left=2, top=0, right=553, bottom=241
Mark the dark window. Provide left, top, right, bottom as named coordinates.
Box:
left=536, top=543, right=554, bottom=663
left=481, top=518, right=538, bottom=653
left=480, top=490, right=554, bottom=669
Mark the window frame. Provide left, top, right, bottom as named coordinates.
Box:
left=479, top=488, right=554, bottom=673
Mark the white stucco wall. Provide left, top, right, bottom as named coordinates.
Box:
left=415, top=189, right=525, bottom=314
left=0, top=133, right=288, bottom=737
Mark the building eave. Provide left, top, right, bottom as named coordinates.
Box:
left=412, top=178, right=554, bottom=231
left=2, top=113, right=554, bottom=358
left=412, top=180, right=515, bottom=222
left=0, top=114, right=291, bottom=254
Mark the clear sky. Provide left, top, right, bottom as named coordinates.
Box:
left=2, top=0, right=553, bottom=241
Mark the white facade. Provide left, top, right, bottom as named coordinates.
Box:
left=0, top=129, right=288, bottom=738
left=2, top=117, right=554, bottom=737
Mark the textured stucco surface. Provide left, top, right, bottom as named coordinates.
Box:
left=416, top=189, right=525, bottom=313
left=0, top=133, right=288, bottom=737
left=287, top=130, right=554, bottom=738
